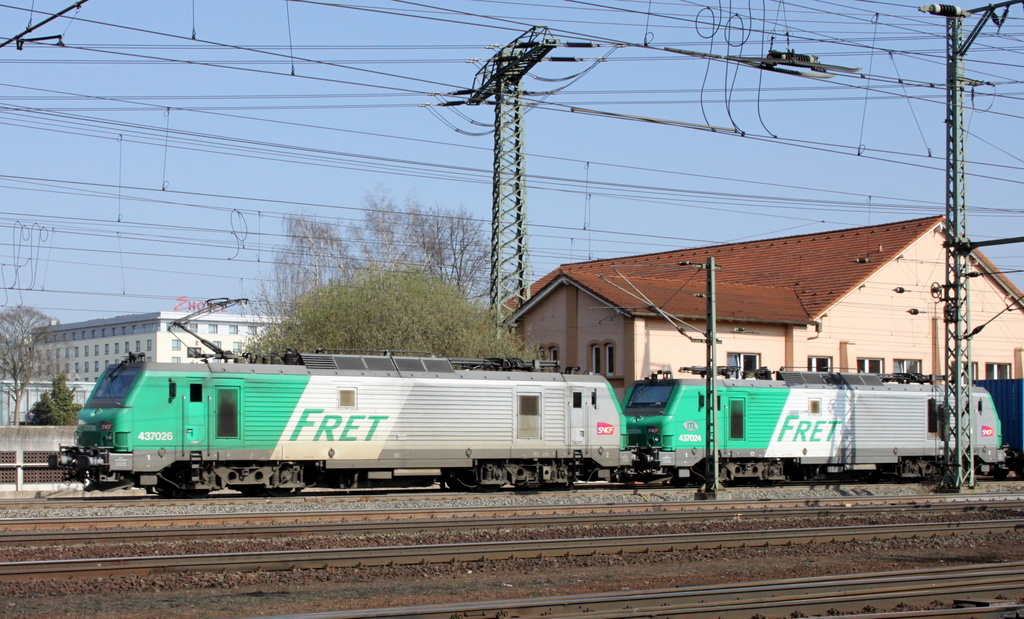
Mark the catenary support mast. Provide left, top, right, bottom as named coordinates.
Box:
left=442, top=27, right=559, bottom=316
left=919, top=0, right=1023, bottom=490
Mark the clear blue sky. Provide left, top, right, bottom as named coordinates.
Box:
left=0, top=0, right=1021, bottom=323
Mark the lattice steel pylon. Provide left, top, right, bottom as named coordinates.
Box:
left=919, top=0, right=1022, bottom=490
left=445, top=27, right=559, bottom=315
left=940, top=5, right=974, bottom=490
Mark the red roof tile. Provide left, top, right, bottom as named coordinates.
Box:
left=523, top=216, right=944, bottom=322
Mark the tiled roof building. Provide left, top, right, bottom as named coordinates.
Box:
left=513, top=217, right=1024, bottom=393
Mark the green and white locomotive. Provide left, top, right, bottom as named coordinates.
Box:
left=51, top=353, right=627, bottom=497
left=625, top=371, right=1008, bottom=485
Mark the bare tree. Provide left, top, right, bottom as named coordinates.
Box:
left=252, top=212, right=350, bottom=321
left=351, top=185, right=419, bottom=270
left=353, top=186, right=488, bottom=298
left=410, top=206, right=488, bottom=299
left=0, top=306, right=54, bottom=425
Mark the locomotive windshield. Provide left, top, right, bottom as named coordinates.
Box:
left=624, top=382, right=675, bottom=415
left=87, top=366, right=140, bottom=407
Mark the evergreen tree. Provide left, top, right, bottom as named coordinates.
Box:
left=30, top=374, right=82, bottom=426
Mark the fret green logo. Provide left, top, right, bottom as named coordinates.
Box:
left=289, top=410, right=388, bottom=441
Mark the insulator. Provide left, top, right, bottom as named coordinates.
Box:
left=919, top=4, right=967, bottom=16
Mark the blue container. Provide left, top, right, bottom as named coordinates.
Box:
left=976, top=379, right=1024, bottom=451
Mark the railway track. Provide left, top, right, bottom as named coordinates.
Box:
left=242, top=561, right=1024, bottom=619
left=2, top=480, right=1020, bottom=511
left=1, top=498, right=1023, bottom=546
left=0, top=518, right=1021, bottom=582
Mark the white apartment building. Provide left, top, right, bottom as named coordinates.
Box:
left=40, top=307, right=264, bottom=383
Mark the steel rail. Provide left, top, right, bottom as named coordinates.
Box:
left=2, top=499, right=1023, bottom=546
left=1, top=482, right=1020, bottom=511
left=2, top=493, right=1024, bottom=532
left=0, top=518, right=1020, bottom=582
left=241, top=562, right=1024, bottom=619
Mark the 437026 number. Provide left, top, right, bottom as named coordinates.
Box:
left=137, top=432, right=173, bottom=441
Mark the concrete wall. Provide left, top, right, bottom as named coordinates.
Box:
left=0, top=426, right=82, bottom=493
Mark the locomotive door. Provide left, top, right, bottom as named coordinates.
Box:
left=185, top=382, right=207, bottom=446
left=570, top=389, right=587, bottom=445
left=211, top=384, right=243, bottom=446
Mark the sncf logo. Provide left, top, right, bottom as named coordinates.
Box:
left=100, top=421, right=113, bottom=431
left=981, top=425, right=995, bottom=437
left=596, top=422, right=616, bottom=435
left=646, top=426, right=660, bottom=435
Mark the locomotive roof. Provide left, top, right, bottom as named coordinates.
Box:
left=643, top=372, right=979, bottom=393
left=119, top=354, right=609, bottom=384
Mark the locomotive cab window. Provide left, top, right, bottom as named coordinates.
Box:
left=190, top=384, right=203, bottom=403
left=338, top=388, right=357, bottom=409
left=572, top=391, right=582, bottom=409
left=518, top=394, right=541, bottom=439
left=809, top=399, right=821, bottom=416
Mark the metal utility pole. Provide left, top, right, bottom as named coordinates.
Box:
left=698, top=257, right=723, bottom=497
left=442, top=27, right=560, bottom=315
left=919, top=0, right=1022, bottom=491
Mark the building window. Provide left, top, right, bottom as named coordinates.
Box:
left=604, top=344, right=615, bottom=376
left=84, top=346, right=89, bottom=357
left=74, top=347, right=79, bottom=357
left=104, top=344, right=109, bottom=355
left=171, top=357, right=181, bottom=364
left=248, top=325, right=257, bottom=336
left=64, top=363, right=69, bottom=372
left=124, top=341, right=129, bottom=353
left=229, top=325, right=239, bottom=335
left=94, top=361, right=99, bottom=372
left=74, top=363, right=79, bottom=373
left=808, top=356, right=832, bottom=372
left=208, top=324, right=218, bottom=334
left=65, top=348, right=69, bottom=359
left=94, top=345, right=99, bottom=356
left=132, top=325, right=137, bottom=334
left=135, top=341, right=141, bottom=352
left=171, top=340, right=181, bottom=351
left=102, top=328, right=106, bottom=337
left=549, top=346, right=559, bottom=363
left=961, top=361, right=979, bottom=380
left=121, top=327, right=126, bottom=335
left=90, top=329, right=95, bottom=338
left=590, top=344, right=602, bottom=375
left=233, top=341, right=242, bottom=353
left=146, top=340, right=152, bottom=352
left=517, top=394, right=541, bottom=439
left=985, top=363, right=1011, bottom=380
left=857, top=358, right=884, bottom=373
left=727, top=352, right=760, bottom=376
left=894, top=359, right=922, bottom=374
left=213, top=341, right=222, bottom=350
